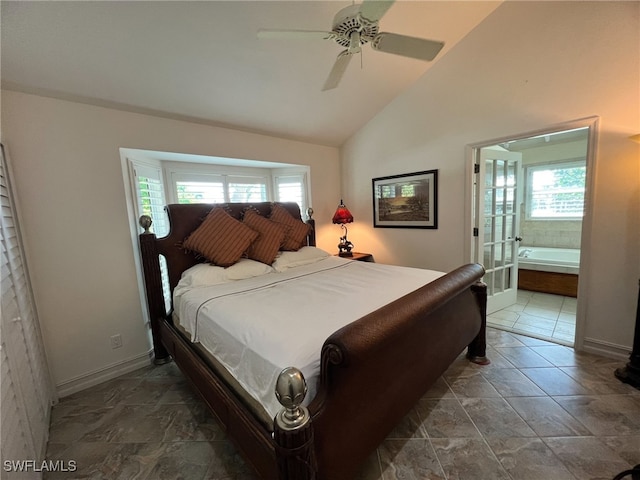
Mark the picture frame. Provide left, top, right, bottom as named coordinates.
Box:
left=372, top=170, right=438, bottom=229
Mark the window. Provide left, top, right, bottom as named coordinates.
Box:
left=176, top=179, right=225, bottom=204
left=133, top=164, right=169, bottom=236
left=274, top=173, right=308, bottom=217
left=171, top=172, right=268, bottom=205
left=525, top=160, right=586, bottom=219
left=228, top=176, right=268, bottom=202
left=131, top=161, right=170, bottom=311
left=125, top=153, right=310, bottom=325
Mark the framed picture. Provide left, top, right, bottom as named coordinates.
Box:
left=372, top=170, right=438, bottom=229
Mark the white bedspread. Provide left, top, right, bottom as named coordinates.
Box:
left=174, top=256, right=444, bottom=419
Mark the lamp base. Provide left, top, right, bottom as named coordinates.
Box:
left=337, top=233, right=354, bottom=257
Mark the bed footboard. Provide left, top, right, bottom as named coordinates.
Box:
left=307, top=263, right=488, bottom=480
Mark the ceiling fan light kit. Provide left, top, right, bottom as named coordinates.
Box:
left=332, top=4, right=378, bottom=49
left=258, top=0, right=445, bottom=90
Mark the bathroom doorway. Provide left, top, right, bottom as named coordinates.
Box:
left=469, top=119, right=596, bottom=346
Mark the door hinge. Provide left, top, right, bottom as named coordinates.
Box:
left=473, top=227, right=479, bottom=237
left=474, top=164, right=480, bottom=174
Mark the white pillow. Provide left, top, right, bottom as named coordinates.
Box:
left=225, top=258, right=274, bottom=280
left=178, top=263, right=227, bottom=289
left=272, top=246, right=330, bottom=272
left=178, top=258, right=274, bottom=289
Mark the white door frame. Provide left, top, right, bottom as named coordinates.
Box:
left=464, top=116, right=599, bottom=351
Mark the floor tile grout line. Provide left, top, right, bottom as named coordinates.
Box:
left=472, top=339, right=618, bottom=480
left=46, top=330, right=638, bottom=480
left=439, top=376, right=511, bottom=479
left=490, top=290, right=576, bottom=346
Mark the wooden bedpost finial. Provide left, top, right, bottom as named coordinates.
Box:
left=275, top=367, right=310, bottom=430
left=139, top=215, right=152, bottom=234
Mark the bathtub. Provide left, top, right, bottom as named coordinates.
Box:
left=517, top=246, right=580, bottom=297
left=518, top=247, right=580, bottom=275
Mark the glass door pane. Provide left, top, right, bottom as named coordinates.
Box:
left=475, top=148, right=522, bottom=314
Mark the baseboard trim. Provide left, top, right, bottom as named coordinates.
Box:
left=56, top=349, right=154, bottom=398
left=582, top=337, right=631, bottom=361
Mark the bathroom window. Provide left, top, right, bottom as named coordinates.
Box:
left=525, top=159, right=586, bottom=219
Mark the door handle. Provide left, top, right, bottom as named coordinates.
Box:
left=515, top=236, right=523, bottom=242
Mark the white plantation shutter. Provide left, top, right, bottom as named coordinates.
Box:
left=133, top=163, right=169, bottom=237
left=227, top=175, right=268, bottom=203
left=275, top=174, right=308, bottom=217
left=1, top=143, right=55, bottom=471
left=173, top=174, right=268, bottom=204
left=131, top=161, right=171, bottom=312
left=176, top=179, right=225, bottom=204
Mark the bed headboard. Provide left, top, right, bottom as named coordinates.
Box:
left=138, top=202, right=315, bottom=319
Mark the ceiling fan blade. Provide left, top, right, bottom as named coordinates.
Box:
left=322, top=51, right=353, bottom=91
left=372, top=32, right=444, bottom=61
left=359, top=0, right=395, bottom=22
left=257, top=29, right=334, bottom=40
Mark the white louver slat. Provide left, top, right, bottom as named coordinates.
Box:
left=0, top=143, right=55, bottom=473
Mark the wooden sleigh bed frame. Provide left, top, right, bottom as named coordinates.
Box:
left=138, top=201, right=489, bottom=480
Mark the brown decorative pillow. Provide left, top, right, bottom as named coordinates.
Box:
left=182, top=207, right=258, bottom=267
left=243, top=209, right=286, bottom=265
left=269, top=203, right=311, bottom=251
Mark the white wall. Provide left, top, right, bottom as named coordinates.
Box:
left=0, top=91, right=340, bottom=393
left=342, top=1, right=640, bottom=356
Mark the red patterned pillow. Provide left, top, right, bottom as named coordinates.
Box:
left=269, top=203, right=311, bottom=251
left=243, top=209, right=286, bottom=265
left=182, top=207, right=258, bottom=267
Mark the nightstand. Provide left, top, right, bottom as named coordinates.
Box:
left=336, top=252, right=374, bottom=262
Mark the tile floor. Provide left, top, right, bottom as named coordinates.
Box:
left=488, top=289, right=577, bottom=345
left=45, top=328, right=640, bottom=480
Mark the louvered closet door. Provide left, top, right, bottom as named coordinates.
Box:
left=1, top=143, right=54, bottom=471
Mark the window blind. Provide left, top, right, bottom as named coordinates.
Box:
left=0, top=144, right=54, bottom=468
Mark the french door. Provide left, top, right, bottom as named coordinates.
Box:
left=473, top=148, right=523, bottom=314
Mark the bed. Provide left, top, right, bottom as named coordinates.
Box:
left=138, top=201, right=489, bottom=480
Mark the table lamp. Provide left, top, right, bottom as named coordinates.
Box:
left=332, top=199, right=354, bottom=257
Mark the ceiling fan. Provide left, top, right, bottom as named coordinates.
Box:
left=257, top=0, right=445, bottom=91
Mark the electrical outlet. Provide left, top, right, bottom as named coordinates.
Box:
left=110, top=334, right=123, bottom=349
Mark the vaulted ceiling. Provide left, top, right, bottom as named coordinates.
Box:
left=1, top=1, right=502, bottom=147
